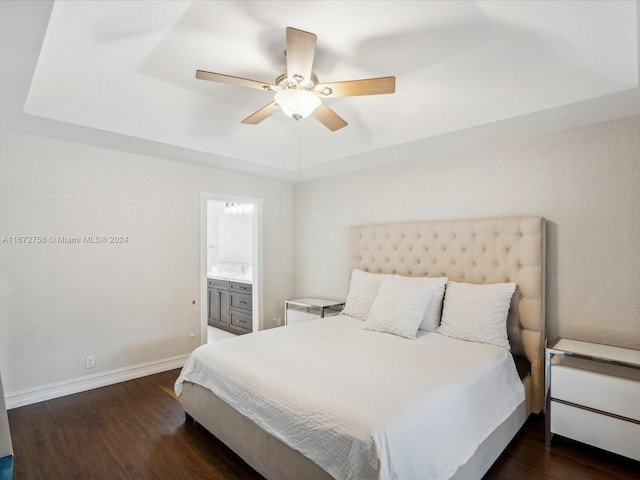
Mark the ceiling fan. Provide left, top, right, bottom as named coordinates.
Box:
left=196, top=27, right=396, bottom=132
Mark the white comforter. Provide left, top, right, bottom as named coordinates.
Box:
left=175, top=316, right=524, bottom=480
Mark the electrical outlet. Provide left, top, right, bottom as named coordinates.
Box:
left=86, top=355, right=95, bottom=369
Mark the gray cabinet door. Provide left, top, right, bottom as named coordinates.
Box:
left=208, top=287, right=230, bottom=327
left=219, top=289, right=230, bottom=326
left=208, top=287, right=219, bottom=327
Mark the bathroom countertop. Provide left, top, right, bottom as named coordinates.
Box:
left=207, top=274, right=253, bottom=284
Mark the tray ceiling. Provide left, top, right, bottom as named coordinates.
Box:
left=4, top=1, right=640, bottom=181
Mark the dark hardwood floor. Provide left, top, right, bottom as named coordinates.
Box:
left=7, top=369, right=639, bottom=480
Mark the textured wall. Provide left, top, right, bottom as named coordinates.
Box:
left=0, top=129, right=293, bottom=395
left=294, top=115, right=640, bottom=349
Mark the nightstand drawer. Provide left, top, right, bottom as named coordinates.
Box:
left=551, top=401, right=640, bottom=461
left=551, top=357, right=640, bottom=421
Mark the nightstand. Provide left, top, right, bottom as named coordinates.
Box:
left=284, top=298, right=345, bottom=326
left=545, top=338, right=640, bottom=460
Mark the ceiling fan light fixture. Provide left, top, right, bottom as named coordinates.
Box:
left=274, top=89, right=321, bottom=120
left=196, top=27, right=394, bottom=131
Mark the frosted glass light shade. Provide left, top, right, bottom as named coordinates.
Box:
left=274, top=89, right=321, bottom=120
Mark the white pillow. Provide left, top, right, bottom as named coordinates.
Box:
left=437, top=281, right=516, bottom=350
left=404, top=276, right=448, bottom=332
left=363, top=275, right=436, bottom=339
left=342, top=269, right=384, bottom=320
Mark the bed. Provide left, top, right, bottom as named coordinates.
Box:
left=176, top=216, right=546, bottom=480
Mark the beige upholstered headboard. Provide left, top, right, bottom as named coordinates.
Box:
left=348, top=216, right=546, bottom=414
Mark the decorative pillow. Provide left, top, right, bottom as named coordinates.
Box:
left=363, top=275, right=437, bottom=339
left=342, top=269, right=385, bottom=320
left=404, top=276, right=448, bottom=332
left=437, top=281, right=516, bottom=350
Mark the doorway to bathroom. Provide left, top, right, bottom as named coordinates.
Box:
left=200, top=192, right=262, bottom=344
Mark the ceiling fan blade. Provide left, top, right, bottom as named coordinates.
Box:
left=317, top=76, right=396, bottom=97
left=241, top=101, right=280, bottom=125
left=285, top=27, right=317, bottom=83
left=196, top=70, right=275, bottom=91
left=312, top=103, right=348, bottom=132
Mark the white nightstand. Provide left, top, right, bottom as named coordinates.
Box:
left=284, top=298, right=345, bottom=326
left=545, top=338, right=640, bottom=461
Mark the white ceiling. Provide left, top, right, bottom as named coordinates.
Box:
left=2, top=1, right=640, bottom=182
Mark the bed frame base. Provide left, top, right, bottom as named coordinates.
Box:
left=183, top=381, right=527, bottom=480
left=183, top=381, right=332, bottom=480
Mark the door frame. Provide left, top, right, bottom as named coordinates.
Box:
left=199, top=192, right=263, bottom=344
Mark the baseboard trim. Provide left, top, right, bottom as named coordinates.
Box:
left=5, top=354, right=188, bottom=410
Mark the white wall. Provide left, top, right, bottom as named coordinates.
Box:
left=0, top=129, right=293, bottom=399
left=293, top=114, right=640, bottom=350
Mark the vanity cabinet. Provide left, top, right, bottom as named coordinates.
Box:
left=208, top=279, right=253, bottom=335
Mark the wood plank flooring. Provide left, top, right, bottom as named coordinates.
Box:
left=7, top=369, right=639, bottom=480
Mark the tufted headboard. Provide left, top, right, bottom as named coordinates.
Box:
left=348, top=216, right=546, bottom=414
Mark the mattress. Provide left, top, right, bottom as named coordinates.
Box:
left=175, top=316, right=525, bottom=480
